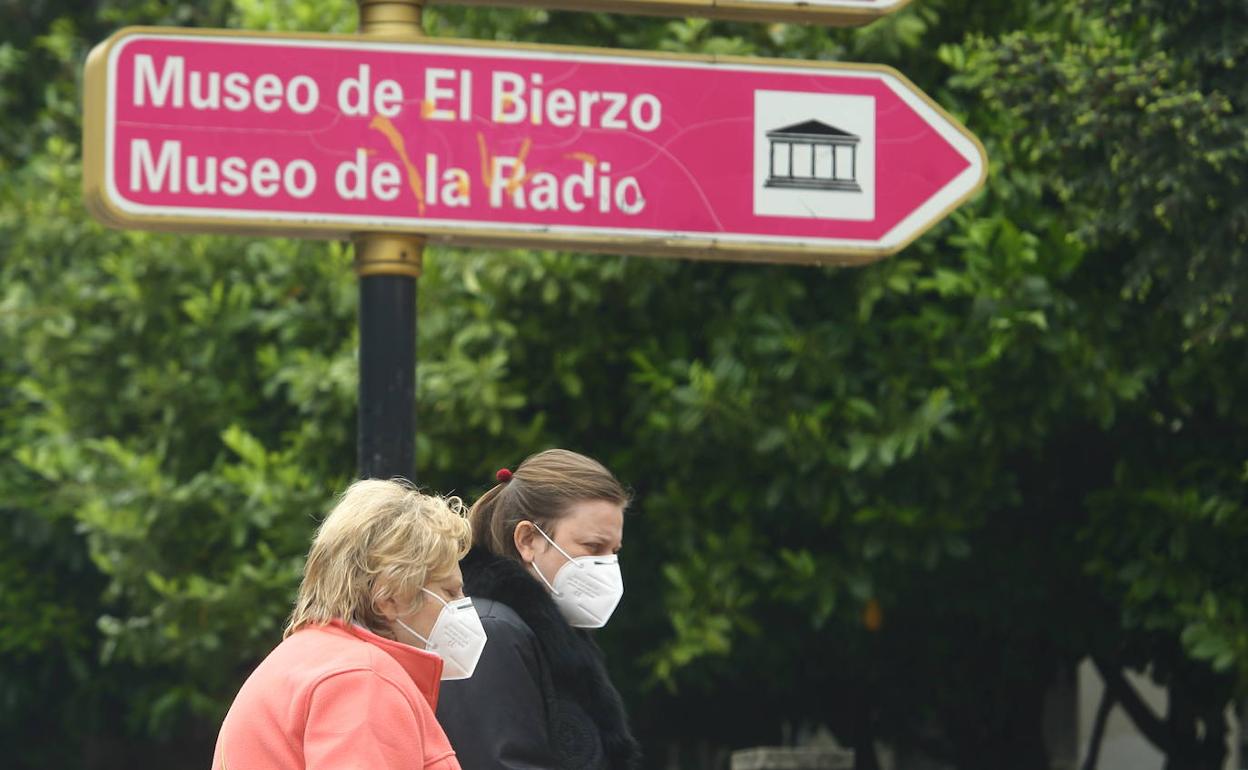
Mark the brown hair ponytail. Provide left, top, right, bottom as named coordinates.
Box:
left=469, top=449, right=629, bottom=561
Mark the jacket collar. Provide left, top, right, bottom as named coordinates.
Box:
left=461, top=547, right=641, bottom=769
left=333, top=619, right=443, bottom=708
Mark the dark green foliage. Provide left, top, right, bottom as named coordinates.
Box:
left=1, top=1, right=1245, bottom=768
left=959, top=0, right=1248, bottom=342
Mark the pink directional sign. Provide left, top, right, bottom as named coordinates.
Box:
left=84, top=29, right=986, bottom=265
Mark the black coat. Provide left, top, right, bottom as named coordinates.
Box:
left=436, top=547, right=641, bottom=770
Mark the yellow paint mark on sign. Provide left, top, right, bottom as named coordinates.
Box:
left=565, top=151, right=598, bottom=166
left=506, top=138, right=535, bottom=194
left=370, top=115, right=426, bottom=215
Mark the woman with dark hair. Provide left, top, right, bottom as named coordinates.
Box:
left=437, top=449, right=642, bottom=770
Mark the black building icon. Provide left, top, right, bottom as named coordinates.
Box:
left=765, top=119, right=862, bottom=192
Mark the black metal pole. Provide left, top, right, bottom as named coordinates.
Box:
left=358, top=273, right=416, bottom=480
left=354, top=233, right=423, bottom=480
left=354, top=1, right=424, bottom=482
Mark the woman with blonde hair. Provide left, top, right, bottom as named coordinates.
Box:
left=213, top=479, right=487, bottom=770
left=437, top=449, right=641, bottom=770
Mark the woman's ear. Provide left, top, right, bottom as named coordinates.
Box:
left=375, top=594, right=401, bottom=623
left=514, top=520, right=538, bottom=563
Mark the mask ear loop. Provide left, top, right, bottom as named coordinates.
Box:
left=394, top=616, right=433, bottom=648
left=394, top=588, right=449, bottom=649
left=533, top=522, right=579, bottom=563
left=527, top=522, right=575, bottom=595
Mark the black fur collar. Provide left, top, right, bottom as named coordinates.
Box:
left=461, top=547, right=641, bottom=770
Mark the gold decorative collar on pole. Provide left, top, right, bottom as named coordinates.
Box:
left=353, top=1, right=425, bottom=278
left=353, top=234, right=425, bottom=277
left=357, top=0, right=425, bottom=36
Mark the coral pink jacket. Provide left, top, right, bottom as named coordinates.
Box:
left=213, top=620, right=460, bottom=770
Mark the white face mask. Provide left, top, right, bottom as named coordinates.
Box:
left=529, top=523, right=624, bottom=629
left=394, top=589, right=488, bottom=680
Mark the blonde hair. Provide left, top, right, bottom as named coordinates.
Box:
left=285, top=478, right=471, bottom=638
left=469, top=449, right=629, bottom=561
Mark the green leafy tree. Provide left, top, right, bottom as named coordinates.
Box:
left=1, top=1, right=1245, bottom=769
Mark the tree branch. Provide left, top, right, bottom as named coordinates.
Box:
left=1080, top=686, right=1114, bottom=770
left=1092, top=656, right=1174, bottom=755
left=1199, top=704, right=1228, bottom=768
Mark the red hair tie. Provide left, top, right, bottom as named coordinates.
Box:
left=496, top=468, right=513, bottom=483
